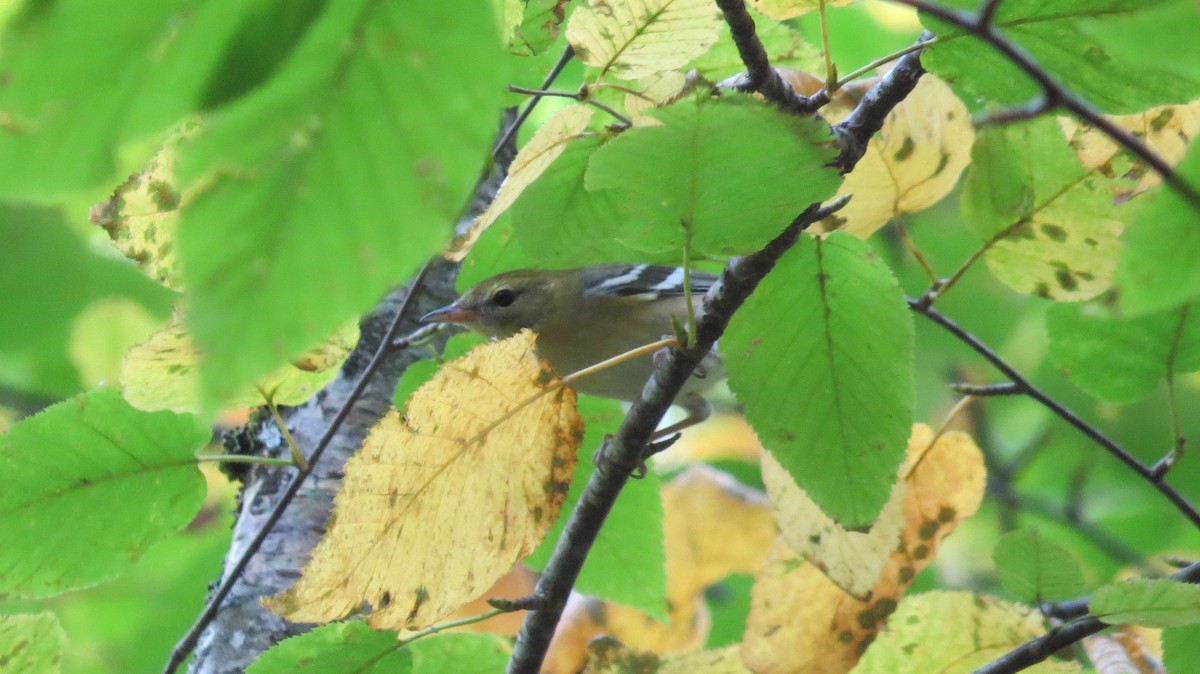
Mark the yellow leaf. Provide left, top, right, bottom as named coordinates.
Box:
left=814, top=74, right=975, bottom=238
left=89, top=123, right=199, bottom=291
left=745, top=425, right=986, bottom=674
left=748, top=0, right=853, bottom=21
left=266, top=330, right=582, bottom=629
left=624, top=71, right=690, bottom=124
left=849, top=592, right=1081, bottom=674
left=567, top=0, right=723, bottom=81
left=1060, top=99, right=1200, bottom=202
left=121, top=313, right=357, bottom=413
left=449, top=105, right=596, bottom=261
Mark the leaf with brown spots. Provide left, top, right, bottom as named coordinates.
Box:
left=266, top=330, right=582, bottom=629
left=849, top=592, right=1081, bottom=673
left=812, top=74, right=975, bottom=239
left=745, top=425, right=986, bottom=674
left=963, top=117, right=1126, bottom=301
left=1060, top=98, right=1200, bottom=202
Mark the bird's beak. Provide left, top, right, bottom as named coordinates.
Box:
left=419, top=302, right=477, bottom=325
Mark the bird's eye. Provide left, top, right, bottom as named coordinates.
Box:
left=491, top=288, right=517, bottom=307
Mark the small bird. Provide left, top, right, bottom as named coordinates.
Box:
left=420, top=264, right=723, bottom=434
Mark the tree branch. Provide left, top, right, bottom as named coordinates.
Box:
left=908, top=300, right=1200, bottom=529
left=974, top=561, right=1200, bottom=674
left=713, top=0, right=828, bottom=113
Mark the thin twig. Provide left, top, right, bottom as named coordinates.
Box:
left=835, top=37, right=939, bottom=89
left=508, top=85, right=633, bottom=127
left=493, top=44, right=575, bottom=158
left=908, top=300, right=1200, bottom=529
left=888, top=0, right=1200, bottom=212
left=162, top=261, right=437, bottom=674
left=950, top=382, right=1022, bottom=396
left=973, top=91, right=1056, bottom=126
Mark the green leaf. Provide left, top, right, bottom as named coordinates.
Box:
left=248, top=622, right=409, bottom=673
left=409, top=633, right=512, bottom=674
left=921, top=0, right=1200, bottom=114
left=850, top=591, right=1079, bottom=674
left=1116, top=142, right=1200, bottom=314
left=993, top=529, right=1085, bottom=603
left=723, top=233, right=913, bottom=529
left=585, top=95, right=841, bottom=259
left=1046, top=302, right=1200, bottom=404
left=177, top=0, right=507, bottom=407
left=511, top=135, right=684, bottom=268
left=0, top=0, right=266, bottom=198
left=1092, top=577, right=1200, bottom=628
left=0, top=388, right=208, bottom=599
left=0, top=204, right=172, bottom=397
left=525, top=397, right=668, bottom=620
left=1165, top=624, right=1200, bottom=674
left=0, top=612, right=66, bottom=674
left=962, top=117, right=1125, bottom=301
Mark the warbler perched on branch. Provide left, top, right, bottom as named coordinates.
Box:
left=420, top=264, right=724, bottom=432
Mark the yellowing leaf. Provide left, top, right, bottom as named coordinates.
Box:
left=762, top=451, right=905, bottom=600
left=814, top=74, right=974, bottom=238
left=745, top=425, right=986, bottom=674
left=89, top=124, right=198, bottom=291
left=964, top=117, right=1125, bottom=301
left=763, top=424, right=984, bottom=600
left=624, top=71, right=690, bottom=124
left=266, top=330, right=582, bottom=629
left=1060, top=99, right=1200, bottom=202
left=849, top=592, right=1081, bottom=674
left=121, top=313, right=356, bottom=413
left=748, top=0, right=852, bottom=20
left=450, top=105, right=596, bottom=261
left=743, top=541, right=864, bottom=674
left=567, top=0, right=723, bottom=81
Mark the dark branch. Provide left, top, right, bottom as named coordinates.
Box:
left=714, top=0, right=828, bottom=114
left=974, top=561, right=1200, bottom=674
left=888, top=0, right=1200, bottom=211
left=831, top=40, right=928, bottom=172
left=950, top=382, right=1022, bottom=396
left=908, top=300, right=1200, bottom=529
